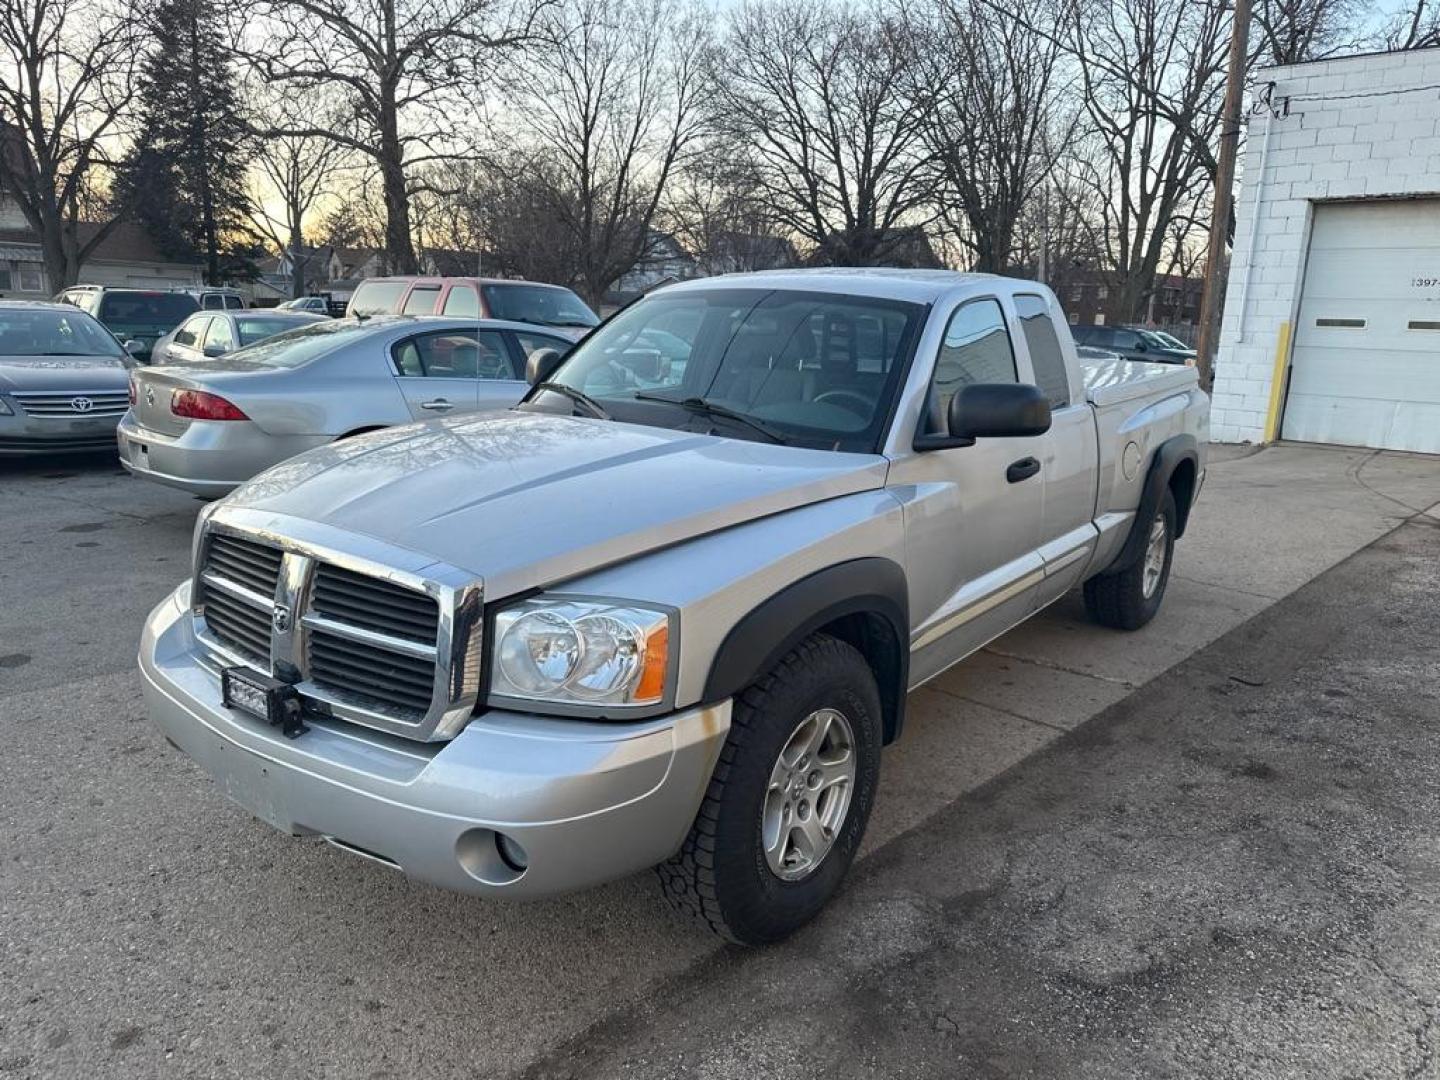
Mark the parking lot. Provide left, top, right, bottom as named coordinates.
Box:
left=4, top=442, right=1440, bottom=1078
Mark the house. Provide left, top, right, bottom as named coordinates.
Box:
left=420, top=247, right=489, bottom=277
left=703, top=231, right=798, bottom=275
left=1211, top=46, right=1440, bottom=453
left=612, top=230, right=698, bottom=299
left=0, top=200, right=203, bottom=299
left=1060, top=271, right=1202, bottom=329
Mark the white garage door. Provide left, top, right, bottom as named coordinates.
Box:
left=1282, top=199, right=1440, bottom=453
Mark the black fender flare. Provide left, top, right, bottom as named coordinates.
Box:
left=703, top=557, right=910, bottom=744
left=1101, top=433, right=1199, bottom=575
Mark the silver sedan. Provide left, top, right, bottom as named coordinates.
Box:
left=117, top=315, right=573, bottom=496
left=150, top=309, right=328, bottom=365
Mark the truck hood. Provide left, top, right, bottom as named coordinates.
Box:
left=223, top=411, right=889, bottom=596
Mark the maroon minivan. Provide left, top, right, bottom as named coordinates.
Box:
left=345, top=277, right=600, bottom=341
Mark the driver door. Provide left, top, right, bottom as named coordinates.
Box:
left=888, top=296, right=1047, bottom=685
left=392, top=330, right=482, bottom=419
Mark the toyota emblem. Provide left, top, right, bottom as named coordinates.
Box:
left=272, top=605, right=292, bottom=634
left=71, top=396, right=94, bottom=413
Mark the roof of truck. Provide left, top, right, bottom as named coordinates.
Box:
left=660, top=268, right=1009, bottom=304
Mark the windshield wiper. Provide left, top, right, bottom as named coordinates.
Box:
left=534, top=381, right=611, bottom=420
left=632, top=392, right=787, bottom=444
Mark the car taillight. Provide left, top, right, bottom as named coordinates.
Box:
left=170, top=389, right=248, bottom=421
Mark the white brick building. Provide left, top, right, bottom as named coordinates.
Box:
left=1211, top=47, right=1440, bottom=453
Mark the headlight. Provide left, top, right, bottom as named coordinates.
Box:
left=490, top=599, right=672, bottom=709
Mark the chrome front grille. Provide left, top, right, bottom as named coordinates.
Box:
left=311, top=564, right=439, bottom=644
left=197, top=535, right=282, bottom=664
left=191, top=517, right=482, bottom=742
left=12, top=389, right=130, bottom=417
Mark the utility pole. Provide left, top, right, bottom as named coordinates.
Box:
left=1195, top=0, right=1253, bottom=390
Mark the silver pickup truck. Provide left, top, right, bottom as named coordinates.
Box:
left=140, top=269, right=1208, bottom=945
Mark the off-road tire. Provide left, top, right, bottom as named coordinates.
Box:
left=1084, top=488, right=1178, bottom=631
left=657, top=633, right=882, bottom=945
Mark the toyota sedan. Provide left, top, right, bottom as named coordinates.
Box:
left=0, top=301, right=137, bottom=455
left=117, top=315, right=573, bottom=496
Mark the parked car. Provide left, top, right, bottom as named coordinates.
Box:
left=1140, top=329, right=1198, bottom=360
left=151, top=310, right=328, bottom=365
left=1069, top=323, right=1195, bottom=365
left=276, top=296, right=331, bottom=315
left=182, top=287, right=248, bottom=311
left=118, top=315, right=573, bottom=496
left=0, top=301, right=137, bottom=455
left=1075, top=344, right=1122, bottom=362
left=138, top=269, right=1208, bottom=944
left=346, top=276, right=600, bottom=339
left=54, top=286, right=200, bottom=363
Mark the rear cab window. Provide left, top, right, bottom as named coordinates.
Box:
left=1014, top=294, right=1071, bottom=408
left=98, top=292, right=200, bottom=326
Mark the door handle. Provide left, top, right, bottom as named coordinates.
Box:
left=420, top=399, right=454, bottom=411
left=1006, top=456, right=1041, bottom=483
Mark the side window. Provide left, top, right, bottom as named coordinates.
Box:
left=1111, top=330, right=1139, bottom=350
left=924, top=298, right=1016, bottom=434
left=204, top=317, right=236, bottom=353
left=1014, top=294, right=1071, bottom=408
left=202, top=293, right=224, bottom=310
left=173, top=316, right=206, bottom=348
left=441, top=286, right=480, bottom=317
left=402, top=286, right=441, bottom=315
left=392, top=330, right=516, bottom=379
left=225, top=295, right=243, bottom=310
left=513, top=330, right=571, bottom=364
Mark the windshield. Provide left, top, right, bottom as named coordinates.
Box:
left=0, top=309, right=124, bottom=357
left=482, top=284, right=599, bottom=328
left=526, top=288, right=925, bottom=452
left=237, top=315, right=320, bottom=345
left=1153, top=331, right=1190, bottom=350
left=97, top=292, right=198, bottom=326
left=221, top=319, right=374, bottom=368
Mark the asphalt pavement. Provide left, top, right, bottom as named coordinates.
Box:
left=2, top=443, right=1439, bottom=1078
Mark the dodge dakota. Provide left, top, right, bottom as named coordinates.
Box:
left=140, top=269, right=1208, bottom=944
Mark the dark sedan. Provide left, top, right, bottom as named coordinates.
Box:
left=0, top=302, right=134, bottom=455
left=1070, top=324, right=1196, bottom=366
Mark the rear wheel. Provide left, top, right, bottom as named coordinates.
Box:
left=1084, top=489, right=1177, bottom=630
left=657, top=633, right=881, bottom=945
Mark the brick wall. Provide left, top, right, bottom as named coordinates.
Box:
left=1210, top=47, right=1440, bottom=444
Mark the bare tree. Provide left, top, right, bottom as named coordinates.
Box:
left=1254, top=0, right=1365, bottom=64
left=0, top=0, right=143, bottom=289
left=1385, top=0, right=1440, bottom=48
left=239, top=0, right=541, bottom=275
left=500, top=0, right=707, bottom=306
left=664, top=146, right=793, bottom=274
left=1069, top=0, right=1230, bottom=322
left=712, top=0, right=933, bottom=265
left=909, top=0, right=1071, bottom=272
left=246, top=86, right=352, bottom=297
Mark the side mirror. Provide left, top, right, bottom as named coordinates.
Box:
left=123, top=339, right=145, bottom=357
left=916, top=383, right=1051, bottom=450
left=619, top=347, right=664, bottom=382
left=202, top=343, right=228, bottom=358
left=949, top=383, right=1051, bottom=440
left=526, top=347, right=565, bottom=385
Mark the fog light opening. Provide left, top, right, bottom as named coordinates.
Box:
left=495, top=832, right=529, bottom=873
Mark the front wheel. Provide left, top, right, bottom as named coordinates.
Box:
left=1084, top=488, right=1177, bottom=630
left=657, top=633, right=882, bottom=945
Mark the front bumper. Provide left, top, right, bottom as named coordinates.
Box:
left=117, top=411, right=330, bottom=496
left=0, top=405, right=121, bottom=455
left=140, top=584, right=731, bottom=897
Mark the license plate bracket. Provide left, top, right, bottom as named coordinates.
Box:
left=221, top=667, right=309, bottom=738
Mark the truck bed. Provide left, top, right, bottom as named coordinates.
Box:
left=1080, top=357, right=1200, bottom=408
